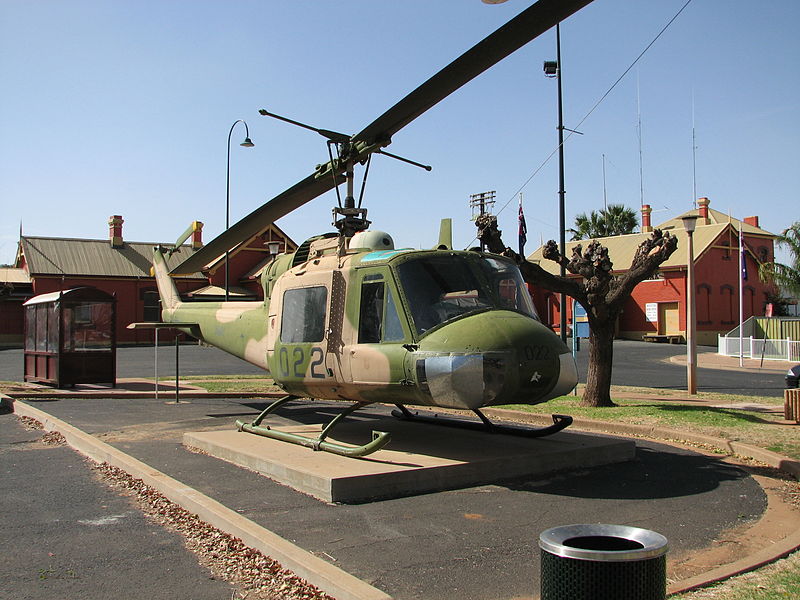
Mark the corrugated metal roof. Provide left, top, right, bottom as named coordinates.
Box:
left=20, top=237, right=204, bottom=279
left=526, top=223, right=733, bottom=276
left=0, top=267, right=31, bottom=284
left=656, top=208, right=773, bottom=236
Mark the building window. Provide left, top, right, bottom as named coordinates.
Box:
left=720, top=241, right=731, bottom=260
left=141, top=290, right=161, bottom=322
left=697, top=284, right=712, bottom=324
left=720, top=285, right=734, bottom=324
left=545, top=293, right=560, bottom=329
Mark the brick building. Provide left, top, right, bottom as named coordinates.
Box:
left=0, top=215, right=296, bottom=346
left=527, top=198, right=778, bottom=346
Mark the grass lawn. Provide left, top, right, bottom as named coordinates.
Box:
left=498, top=389, right=799, bottom=461
left=673, top=551, right=800, bottom=599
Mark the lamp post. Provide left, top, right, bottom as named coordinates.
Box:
left=225, top=119, right=255, bottom=301
left=544, top=23, right=567, bottom=344
left=682, top=215, right=698, bottom=394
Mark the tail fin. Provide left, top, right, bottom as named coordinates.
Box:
left=435, top=218, right=452, bottom=250
left=152, top=247, right=181, bottom=313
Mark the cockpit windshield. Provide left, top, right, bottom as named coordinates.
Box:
left=395, top=254, right=539, bottom=335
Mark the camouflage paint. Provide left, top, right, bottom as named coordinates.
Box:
left=152, top=235, right=577, bottom=409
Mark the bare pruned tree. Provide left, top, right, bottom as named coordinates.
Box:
left=476, top=214, right=678, bottom=407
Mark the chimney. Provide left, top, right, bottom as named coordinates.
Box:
left=108, top=215, right=124, bottom=248
left=191, top=221, right=204, bottom=249
left=744, top=215, right=760, bottom=228
left=641, top=204, right=652, bottom=233
left=698, top=197, right=710, bottom=223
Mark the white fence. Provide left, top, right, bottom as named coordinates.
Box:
left=718, top=335, right=800, bottom=362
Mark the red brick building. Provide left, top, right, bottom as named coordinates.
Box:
left=527, top=198, right=778, bottom=346
left=0, top=216, right=296, bottom=346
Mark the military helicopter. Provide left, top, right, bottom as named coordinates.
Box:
left=154, top=0, right=592, bottom=457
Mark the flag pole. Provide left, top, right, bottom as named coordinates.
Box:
left=739, top=223, right=744, bottom=367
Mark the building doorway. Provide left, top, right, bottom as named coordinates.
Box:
left=658, top=302, right=680, bottom=336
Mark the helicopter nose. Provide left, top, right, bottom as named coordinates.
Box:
left=543, top=351, right=579, bottom=400
left=412, top=311, right=576, bottom=409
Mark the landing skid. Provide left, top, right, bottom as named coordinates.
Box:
left=391, top=405, right=573, bottom=438
left=235, top=396, right=391, bottom=458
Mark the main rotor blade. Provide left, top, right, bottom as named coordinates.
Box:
left=353, top=0, right=593, bottom=146
left=171, top=0, right=593, bottom=275
left=170, top=172, right=337, bottom=274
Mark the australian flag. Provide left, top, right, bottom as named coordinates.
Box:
left=518, top=199, right=527, bottom=257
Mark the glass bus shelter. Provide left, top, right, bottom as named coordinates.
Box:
left=23, top=287, right=116, bottom=387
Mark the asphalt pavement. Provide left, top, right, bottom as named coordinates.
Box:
left=1, top=338, right=790, bottom=397
left=2, top=393, right=768, bottom=600
left=0, top=409, right=235, bottom=600
left=0, top=340, right=790, bottom=599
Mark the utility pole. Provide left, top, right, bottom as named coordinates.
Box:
left=544, top=23, right=568, bottom=344
left=470, top=191, right=496, bottom=252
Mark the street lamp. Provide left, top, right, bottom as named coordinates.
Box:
left=544, top=23, right=567, bottom=344
left=682, top=215, right=698, bottom=394
left=225, top=120, right=255, bottom=301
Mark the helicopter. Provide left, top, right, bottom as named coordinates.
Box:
left=153, top=0, right=593, bottom=457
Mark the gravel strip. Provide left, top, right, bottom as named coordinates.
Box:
left=92, top=462, right=336, bottom=600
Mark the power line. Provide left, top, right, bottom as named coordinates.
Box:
left=493, top=0, right=695, bottom=226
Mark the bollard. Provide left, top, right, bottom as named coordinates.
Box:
left=539, top=524, right=668, bottom=600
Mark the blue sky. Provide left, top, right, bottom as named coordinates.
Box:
left=2, top=0, right=798, bottom=266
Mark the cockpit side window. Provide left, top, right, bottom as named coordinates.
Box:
left=280, top=286, right=327, bottom=343
left=358, top=281, right=384, bottom=343
left=358, top=279, right=406, bottom=343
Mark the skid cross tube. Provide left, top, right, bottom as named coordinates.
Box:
left=392, top=405, right=573, bottom=438
left=236, top=397, right=391, bottom=458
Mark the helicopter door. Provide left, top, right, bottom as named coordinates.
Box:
left=342, top=272, right=411, bottom=401
left=267, top=270, right=334, bottom=398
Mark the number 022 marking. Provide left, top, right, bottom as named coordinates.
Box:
left=277, top=346, right=326, bottom=379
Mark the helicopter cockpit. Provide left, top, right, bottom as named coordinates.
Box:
left=395, top=253, right=539, bottom=336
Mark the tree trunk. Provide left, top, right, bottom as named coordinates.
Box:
left=583, top=316, right=616, bottom=407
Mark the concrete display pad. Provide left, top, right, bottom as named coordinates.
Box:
left=184, top=418, right=636, bottom=503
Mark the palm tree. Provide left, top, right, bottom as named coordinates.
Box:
left=569, top=204, right=638, bottom=240
left=759, top=221, right=800, bottom=298
left=569, top=210, right=607, bottom=240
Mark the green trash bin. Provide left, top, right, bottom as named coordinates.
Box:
left=539, top=524, right=668, bottom=600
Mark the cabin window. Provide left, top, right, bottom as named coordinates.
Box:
left=358, top=281, right=405, bottom=343
left=281, top=286, right=327, bottom=343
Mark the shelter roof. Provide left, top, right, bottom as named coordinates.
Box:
left=19, top=237, right=205, bottom=279
left=0, top=267, right=31, bottom=285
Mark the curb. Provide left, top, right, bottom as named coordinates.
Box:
left=668, top=354, right=790, bottom=374
left=6, top=391, right=285, bottom=400
left=6, top=396, right=391, bottom=600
